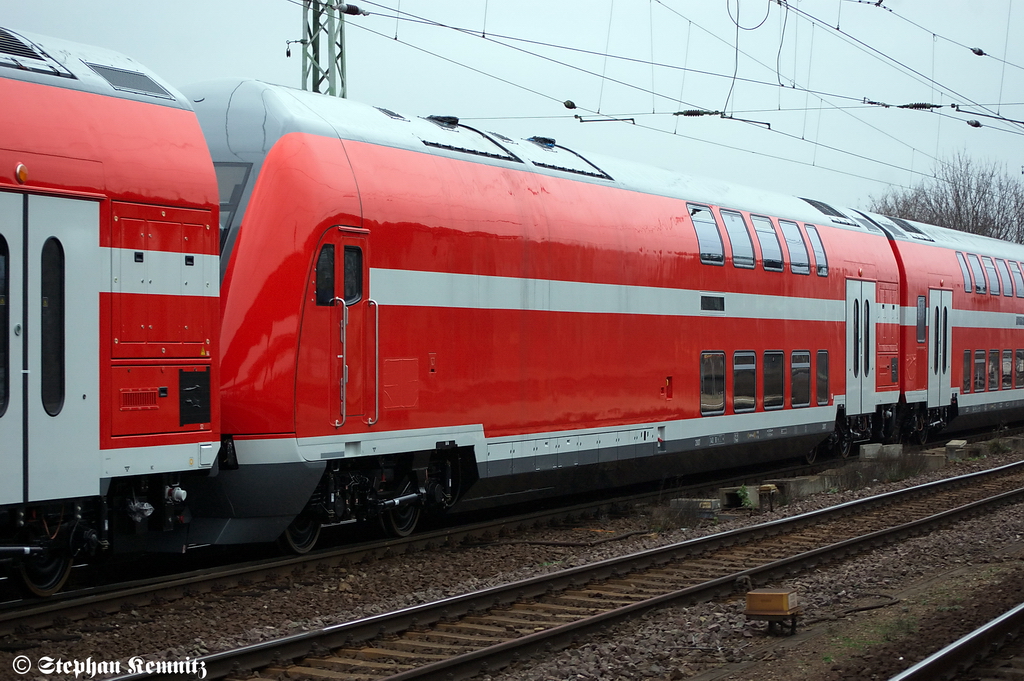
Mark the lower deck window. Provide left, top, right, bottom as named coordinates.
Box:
left=816, top=350, right=829, bottom=405
left=763, top=351, right=784, bottom=410
left=700, top=352, right=726, bottom=415
left=963, top=350, right=972, bottom=393
left=791, top=351, right=810, bottom=407
left=974, top=350, right=986, bottom=392
left=989, top=350, right=1000, bottom=390
left=1003, top=350, right=1013, bottom=390
left=0, top=235, right=7, bottom=416
left=733, top=352, right=756, bottom=412
left=1017, top=350, right=1024, bottom=389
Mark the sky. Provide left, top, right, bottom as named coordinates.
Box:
left=4, top=1, right=1023, bottom=209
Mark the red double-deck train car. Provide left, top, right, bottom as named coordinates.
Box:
left=0, top=28, right=219, bottom=594
left=178, top=79, right=917, bottom=551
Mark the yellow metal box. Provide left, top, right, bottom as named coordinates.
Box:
left=745, top=589, right=799, bottom=614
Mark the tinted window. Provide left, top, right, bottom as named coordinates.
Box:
left=804, top=225, right=828, bottom=276
left=214, top=162, right=252, bottom=248
left=974, top=350, right=986, bottom=392
left=40, top=237, right=64, bottom=417
left=751, top=216, right=783, bottom=271
left=963, top=351, right=972, bottom=393
left=315, top=244, right=335, bottom=306
left=720, top=210, right=755, bottom=269
left=0, top=235, right=6, bottom=417
left=763, top=351, right=784, bottom=409
left=816, top=350, right=829, bottom=405
left=982, top=257, right=1000, bottom=295
left=967, top=254, right=986, bottom=294
left=689, top=205, right=724, bottom=265
left=996, top=259, right=1013, bottom=297
left=916, top=296, right=926, bottom=344
left=1010, top=261, right=1024, bottom=298
left=779, top=221, right=810, bottom=275
left=733, top=352, right=756, bottom=412
left=791, top=351, right=810, bottom=407
left=1017, top=350, right=1024, bottom=389
left=700, top=351, right=726, bottom=415
left=344, top=246, right=362, bottom=304
left=1003, top=349, right=1013, bottom=389
left=956, top=252, right=972, bottom=292
left=989, top=349, right=1000, bottom=390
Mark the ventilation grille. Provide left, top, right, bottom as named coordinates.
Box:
left=86, top=62, right=172, bottom=99
left=120, top=389, right=159, bottom=411
left=888, top=215, right=934, bottom=241
left=0, top=28, right=42, bottom=60
left=799, top=197, right=857, bottom=227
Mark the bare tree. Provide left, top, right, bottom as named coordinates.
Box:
left=867, top=152, right=1024, bottom=243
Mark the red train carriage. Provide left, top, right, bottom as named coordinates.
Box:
left=0, top=29, right=219, bottom=594
left=180, top=79, right=906, bottom=551
left=874, top=215, right=1024, bottom=437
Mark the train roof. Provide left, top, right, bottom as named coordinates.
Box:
left=0, top=26, right=191, bottom=111
left=188, top=78, right=1024, bottom=263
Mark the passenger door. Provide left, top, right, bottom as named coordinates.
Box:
left=0, top=192, right=101, bottom=505
left=295, top=226, right=368, bottom=433
left=845, top=279, right=877, bottom=416
left=926, top=288, right=953, bottom=408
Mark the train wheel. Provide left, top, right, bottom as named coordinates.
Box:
left=19, top=546, right=73, bottom=597
left=837, top=431, right=853, bottom=459
left=379, top=479, right=421, bottom=538
left=804, top=445, right=818, bottom=465
left=279, top=513, right=321, bottom=554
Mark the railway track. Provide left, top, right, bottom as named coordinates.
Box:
left=890, top=599, right=1024, bottom=681
left=110, top=457, right=1024, bottom=681
left=0, top=457, right=838, bottom=637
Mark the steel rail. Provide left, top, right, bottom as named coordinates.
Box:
left=108, top=459, right=1024, bottom=681
left=888, top=600, right=1024, bottom=681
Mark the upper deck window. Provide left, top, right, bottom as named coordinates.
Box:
left=750, top=215, right=783, bottom=272
left=688, top=205, right=724, bottom=266
left=779, top=220, right=810, bottom=275
left=720, top=210, right=755, bottom=269
left=967, top=254, right=987, bottom=294
left=982, top=256, right=1000, bottom=295
left=804, top=225, right=828, bottom=276
left=1011, top=261, right=1024, bottom=298
left=996, top=259, right=1013, bottom=297
left=956, top=252, right=973, bottom=292
left=215, top=162, right=252, bottom=250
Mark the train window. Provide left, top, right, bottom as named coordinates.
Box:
left=214, top=162, right=252, bottom=247
left=733, top=352, right=756, bottom=412
left=916, top=296, right=926, bottom=343
left=963, top=351, right=971, bottom=393
left=982, top=257, right=1000, bottom=296
left=314, top=244, right=335, bottom=306
left=853, top=300, right=860, bottom=378
left=0, top=235, right=6, bottom=417
left=1017, top=350, right=1024, bottom=389
left=700, top=351, right=726, bottom=415
left=967, top=254, right=987, bottom=294
left=956, top=253, right=972, bottom=293
left=974, top=350, right=986, bottom=392
left=763, top=351, right=784, bottom=410
left=750, top=216, right=784, bottom=272
left=816, top=350, right=829, bottom=405
left=989, top=350, right=1000, bottom=390
left=688, top=205, right=725, bottom=266
left=344, top=246, right=363, bottom=304
left=864, top=300, right=871, bottom=374
left=720, top=210, right=755, bottom=269
left=40, top=237, right=65, bottom=417
left=996, top=260, right=1013, bottom=296
left=1003, top=350, right=1013, bottom=389
left=779, top=221, right=810, bottom=275
left=804, top=225, right=828, bottom=276
left=791, top=351, right=811, bottom=407
left=1010, top=262, right=1024, bottom=298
